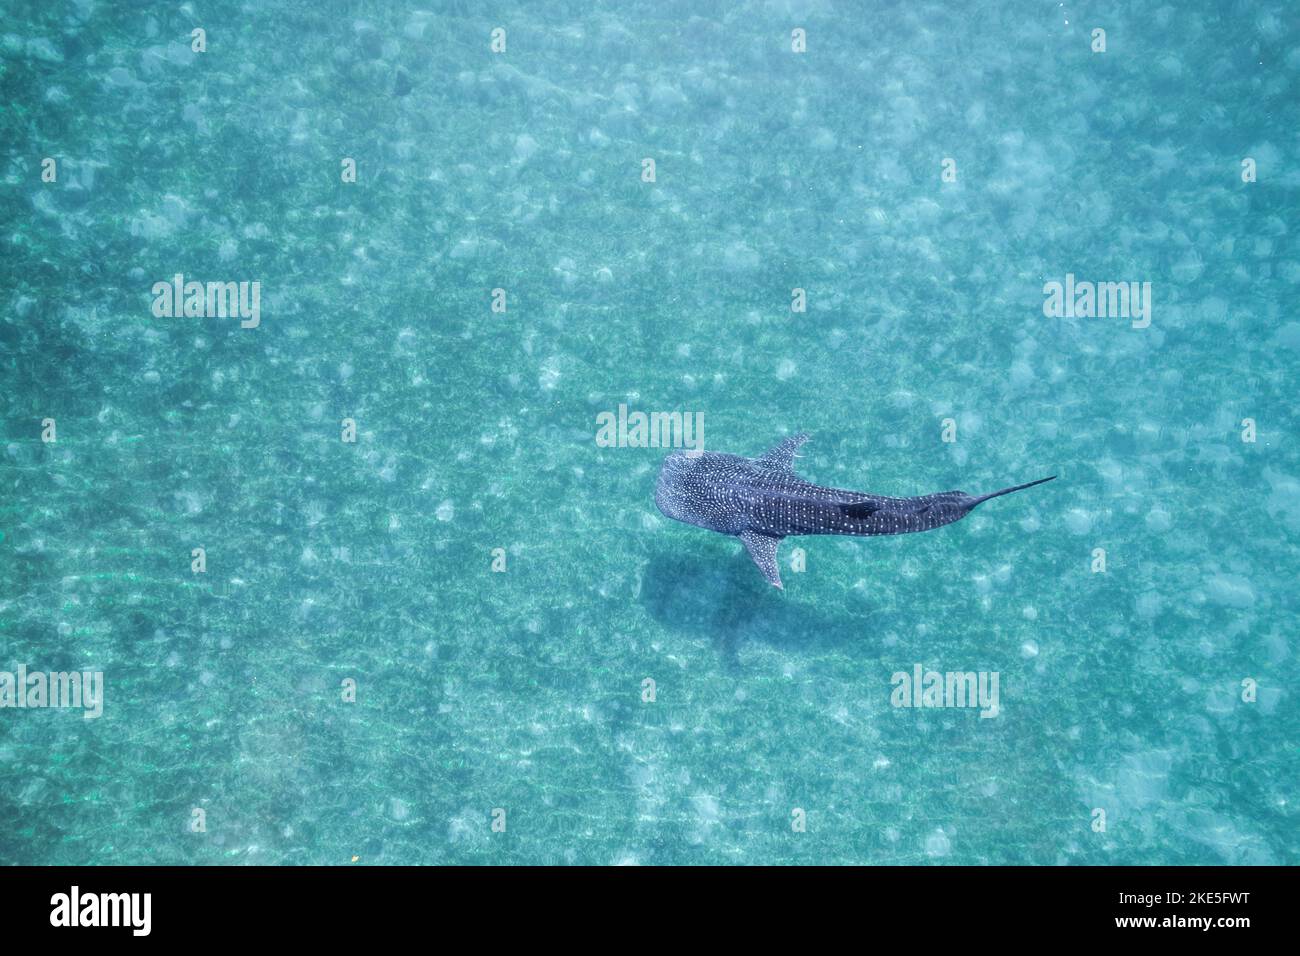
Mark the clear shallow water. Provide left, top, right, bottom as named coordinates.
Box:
left=1, top=1, right=1296, bottom=865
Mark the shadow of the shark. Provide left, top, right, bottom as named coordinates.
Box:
left=639, top=538, right=883, bottom=667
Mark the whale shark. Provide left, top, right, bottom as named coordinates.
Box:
left=653, top=434, right=1055, bottom=589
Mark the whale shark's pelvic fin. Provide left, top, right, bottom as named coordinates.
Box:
left=740, top=530, right=784, bottom=589
left=756, top=433, right=810, bottom=474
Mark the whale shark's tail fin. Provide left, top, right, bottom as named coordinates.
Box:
left=970, top=475, right=1057, bottom=507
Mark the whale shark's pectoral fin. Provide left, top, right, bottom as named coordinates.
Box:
left=740, top=531, right=784, bottom=589
left=756, top=433, right=810, bottom=474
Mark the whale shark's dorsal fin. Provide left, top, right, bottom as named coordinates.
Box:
left=842, top=499, right=884, bottom=518
left=740, top=530, right=784, bottom=589
left=755, top=433, right=810, bottom=474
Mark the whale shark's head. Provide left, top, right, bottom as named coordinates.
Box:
left=653, top=450, right=699, bottom=523
left=654, top=449, right=742, bottom=533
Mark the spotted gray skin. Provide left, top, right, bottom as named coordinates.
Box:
left=654, top=434, right=1056, bottom=589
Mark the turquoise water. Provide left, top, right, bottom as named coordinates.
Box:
left=2, top=1, right=1296, bottom=865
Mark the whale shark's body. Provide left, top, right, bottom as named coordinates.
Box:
left=654, top=434, right=1055, bottom=588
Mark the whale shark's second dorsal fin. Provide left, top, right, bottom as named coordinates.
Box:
left=755, top=433, right=810, bottom=474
